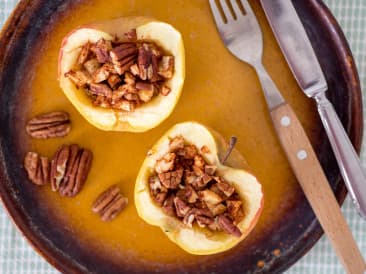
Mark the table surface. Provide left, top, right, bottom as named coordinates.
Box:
left=0, top=0, right=365, bottom=273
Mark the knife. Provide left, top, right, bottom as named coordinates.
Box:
left=260, top=0, right=366, bottom=219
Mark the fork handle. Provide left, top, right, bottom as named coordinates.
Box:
left=271, top=102, right=366, bottom=274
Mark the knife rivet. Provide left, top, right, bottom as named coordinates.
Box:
left=281, top=116, right=291, bottom=127
left=297, top=150, right=308, bottom=160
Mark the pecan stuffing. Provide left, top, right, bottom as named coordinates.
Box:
left=92, top=185, right=128, bottom=221
left=50, top=144, right=93, bottom=197
left=26, top=111, right=71, bottom=139
left=148, top=136, right=245, bottom=237
left=65, top=29, right=175, bottom=112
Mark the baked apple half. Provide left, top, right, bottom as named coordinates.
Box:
left=58, top=17, right=185, bottom=132
left=135, top=122, right=263, bottom=255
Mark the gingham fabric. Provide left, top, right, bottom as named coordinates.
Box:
left=0, top=0, right=365, bottom=273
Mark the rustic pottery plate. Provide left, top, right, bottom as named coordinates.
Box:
left=0, top=0, right=362, bottom=273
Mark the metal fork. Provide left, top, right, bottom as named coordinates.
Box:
left=209, top=1, right=366, bottom=273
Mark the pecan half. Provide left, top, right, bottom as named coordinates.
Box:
left=50, top=144, right=93, bottom=197
left=24, top=152, right=50, bottom=185
left=26, top=111, right=71, bottom=139
left=92, top=185, right=128, bottom=221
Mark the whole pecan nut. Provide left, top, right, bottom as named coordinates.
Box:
left=26, top=111, right=71, bottom=139
left=50, top=144, right=93, bottom=197
left=92, top=185, right=128, bottom=221
left=24, top=152, right=50, bottom=186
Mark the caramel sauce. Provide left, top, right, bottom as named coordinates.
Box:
left=24, top=0, right=320, bottom=268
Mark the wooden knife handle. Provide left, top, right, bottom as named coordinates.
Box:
left=271, top=102, right=366, bottom=274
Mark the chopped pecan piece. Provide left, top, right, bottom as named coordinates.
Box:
left=196, top=215, right=214, bottom=228
left=192, top=165, right=205, bottom=176
left=208, top=217, right=222, bottom=231
left=137, top=43, right=159, bottom=81
left=200, top=145, right=210, bottom=154
left=158, top=56, right=174, bottom=79
left=217, top=181, right=235, bottom=197
left=183, top=211, right=195, bottom=227
left=174, top=197, right=191, bottom=217
left=184, top=171, right=199, bottom=185
left=162, top=194, right=175, bottom=216
left=92, top=38, right=112, bottom=63
left=201, top=174, right=213, bottom=185
left=149, top=176, right=168, bottom=205
left=114, top=100, right=135, bottom=112
left=124, top=92, right=139, bottom=101
left=124, top=72, right=136, bottom=85
left=130, top=64, right=140, bottom=76
left=176, top=185, right=198, bottom=203
left=169, top=135, right=185, bottom=152
left=194, top=155, right=205, bottom=169
left=24, top=152, right=50, bottom=186
left=199, top=189, right=224, bottom=205
left=83, top=58, right=101, bottom=75
left=124, top=29, right=137, bottom=42
left=135, top=82, right=156, bottom=102
left=50, top=144, right=93, bottom=197
left=113, top=55, right=136, bottom=75
left=110, top=43, right=136, bottom=62
left=158, top=169, right=183, bottom=189
left=204, top=165, right=217, bottom=176
left=227, top=200, right=244, bottom=224
left=210, top=183, right=227, bottom=199
left=177, top=145, right=197, bottom=159
left=92, top=64, right=112, bottom=83
left=161, top=85, right=171, bottom=96
left=77, top=42, right=91, bottom=65
left=26, top=111, right=71, bottom=139
left=137, top=89, right=154, bottom=103
left=155, top=152, right=176, bottom=173
left=92, top=185, right=128, bottom=221
left=217, top=215, right=242, bottom=237
left=107, top=74, right=122, bottom=89
left=190, top=207, right=213, bottom=218
left=65, top=70, right=92, bottom=88
left=207, top=203, right=227, bottom=216
left=89, top=83, right=112, bottom=98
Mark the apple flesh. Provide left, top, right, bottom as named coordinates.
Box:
left=135, top=122, right=264, bottom=255
left=58, top=17, right=185, bottom=132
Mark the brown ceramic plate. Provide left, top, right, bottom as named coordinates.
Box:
left=0, top=0, right=362, bottom=273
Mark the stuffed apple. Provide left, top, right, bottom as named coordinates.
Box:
left=135, top=122, right=263, bottom=255
left=58, top=17, right=185, bottom=132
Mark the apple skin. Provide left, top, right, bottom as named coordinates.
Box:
left=58, top=17, right=185, bottom=132
left=135, top=122, right=264, bottom=255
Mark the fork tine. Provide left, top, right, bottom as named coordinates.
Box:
left=219, top=0, right=234, bottom=21
left=230, top=0, right=244, bottom=17
left=239, top=0, right=254, bottom=15
left=209, top=0, right=225, bottom=25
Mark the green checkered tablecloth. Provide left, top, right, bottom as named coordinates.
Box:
left=0, top=0, right=365, bottom=273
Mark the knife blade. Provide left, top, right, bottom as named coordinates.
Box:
left=260, top=0, right=366, bottom=219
